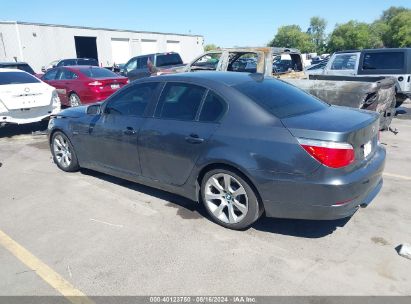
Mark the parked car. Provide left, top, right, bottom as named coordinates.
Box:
left=304, top=60, right=329, bottom=75
left=42, top=58, right=99, bottom=73
left=48, top=72, right=385, bottom=230
left=0, top=69, right=60, bottom=125
left=311, top=48, right=411, bottom=107
left=0, top=61, right=36, bottom=75
left=42, top=66, right=128, bottom=107
left=121, top=52, right=185, bottom=81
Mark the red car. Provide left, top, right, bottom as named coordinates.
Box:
left=41, top=66, right=128, bottom=107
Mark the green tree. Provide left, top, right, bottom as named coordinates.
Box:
left=204, top=44, right=220, bottom=52
left=268, top=25, right=315, bottom=53
left=307, top=17, right=327, bottom=53
left=381, top=6, right=409, bottom=22
left=378, top=6, right=411, bottom=47
left=327, top=21, right=382, bottom=52
left=387, top=11, right=411, bottom=47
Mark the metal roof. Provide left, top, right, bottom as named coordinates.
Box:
left=0, top=21, right=203, bottom=38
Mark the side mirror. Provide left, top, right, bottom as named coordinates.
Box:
left=41, top=66, right=46, bottom=73
left=86, top=104, right=101, bottom=115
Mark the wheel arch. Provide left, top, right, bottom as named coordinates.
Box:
left=196, top=162, right=264, bottom=214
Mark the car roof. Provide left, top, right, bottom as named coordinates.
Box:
left=0, top=68, right=27, bottom=73
left=147, top=71, right=264, bottom=87
left=0, top=62, right=30, bottom=65
left=335, top=48, right=411, bottom=54
left=61, top=65, right=103, bottom=70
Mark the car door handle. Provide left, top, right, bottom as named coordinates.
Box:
left=123, top=127, right=137, bottom=136
left=185, top=133, right=204, bottom=144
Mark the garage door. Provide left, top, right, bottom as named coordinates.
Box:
left=166, top=40, right=181, bottom=54
left=111, top=38, right=130, bottom=65
left=141, top=39, right=158, bottom=55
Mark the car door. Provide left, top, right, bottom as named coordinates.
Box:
left=42, top=68, right=59, bottom=92
left=82, top=82, right=159, bottom=176
left=138, top=82, right=222, bottom=186
left=51, top=68, right=77, bottom=106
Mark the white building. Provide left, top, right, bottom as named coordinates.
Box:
left=0, top=21, right=204, bottom=72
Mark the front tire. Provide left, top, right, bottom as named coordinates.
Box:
left=201, top=168, right=262, bottom=230
left=51, top=131, right=79, bottom=172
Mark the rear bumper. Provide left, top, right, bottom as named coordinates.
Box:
left=252, top=145, right=386, bottom=220
left=0, top=105, right=60, bottom=125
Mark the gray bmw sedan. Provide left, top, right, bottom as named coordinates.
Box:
left=48, top=72, right=385, bottom=229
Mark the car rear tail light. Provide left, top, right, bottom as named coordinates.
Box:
left=88, top=81, right=103, bottom=86
left=297, top=138, right=355, bottom=168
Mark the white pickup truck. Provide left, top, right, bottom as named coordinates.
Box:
left=306, top=48, right=411, bottom=107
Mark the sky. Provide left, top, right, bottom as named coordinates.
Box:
left=1, top=0, right=410, bottom=47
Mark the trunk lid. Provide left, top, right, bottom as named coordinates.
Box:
left=0, top=82, right=52, bottom=110
left=282, top=106, right=380, bottom=165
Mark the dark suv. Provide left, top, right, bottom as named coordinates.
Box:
left=121, top=52, right=184, bottom=81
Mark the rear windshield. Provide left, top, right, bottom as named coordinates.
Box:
left=78, top=67, right=119, bottom=78
left=156, top=54, right=183, bottom=67
left=77, top=58, right=99, bottom=66
left=362, top=52, right=404, bottom=70
left=234, top=78, right=328, bottom=118
left=0, top=72, right=40, bottom=85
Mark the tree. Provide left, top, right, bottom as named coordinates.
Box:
left=204, top=44, right=220, bottom=52
left=268, top=25, right=315, bottom=53
left=381, top=6, right=409, bottom=23
left=378, top=6, right=411, bottom=47
left=307, top=17, right=327, bottom=53
left=388, top=11, right=411, bottom=47
left=327, top=21, right=382, bottom=52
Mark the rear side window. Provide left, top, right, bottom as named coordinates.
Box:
left=330, top=54, right=357, bottom=70
left=155, top=83, right=206, bottom=121
left=79, top=68, right=119, bottom=78
left=105, top=82, right=158, bottom=116
left=199, top=91, right=227, bottom=122
left=77, top=58, right=98, bottom=66
left=234, top=78, right=328, bottom=119
left=156, top=54, right=183, bottom=67
left=0, top=72, right=40, bottom=85
left=362, top=52, right=404, bottom=70
left=57, top=59, right=76, bottom=67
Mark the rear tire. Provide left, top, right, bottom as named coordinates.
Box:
left=69, top=93, right=81, bottom=107
left=51, top=131, right=80, bottom=172
left=201, top=168, right=263, bottom=230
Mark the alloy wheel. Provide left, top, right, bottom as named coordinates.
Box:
left=69, top=94, right=81, bottom=107
left=53, top=134, right=72, bottom=168
left=204, top=173, right=249, bottom=224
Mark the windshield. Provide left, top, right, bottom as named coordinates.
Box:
left=156, top=54, right=183, bottom=67
left=78, top=67, right=120, bottom=78
left=234, top=78, right=328, bottom=119
left=0, top=71, right=41, bottom=85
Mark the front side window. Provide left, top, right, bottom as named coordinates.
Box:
left=199, top=91, right=227, bottom=122
left=191, top=53, right=222, bottom=71
left=330, top=54, right=357, bottom=70
left=362, top=52, right=404, bottom=70
left=105, top=82, right=158, bottom=116
left=43, top=69, right=58, bottom=81
left=125, top=59, right=137, bottom=72
left=155, top=83, right=206, bottom=121
left=57, top=69, right=78, bottom=80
